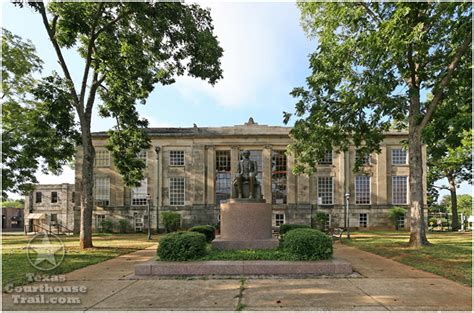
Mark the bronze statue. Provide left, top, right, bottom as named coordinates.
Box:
left=233, top=150, right=258, bottom=199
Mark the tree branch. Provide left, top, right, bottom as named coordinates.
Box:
left=432, top=185, right=449, bottom=190
left=37, top=2, right=79, bottom=107
left=358, top=2, right=382, bottom=25
left=79, top=2, right=104, bottom=107
left=85, top=71, right=99, bottom=119
left=95, top=7, right=128, bottom=38
left=420, top=29, right=472, bottom=129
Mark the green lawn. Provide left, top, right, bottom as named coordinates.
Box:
left=2, top=233, right=156, bottom=290
left=342, top=231, right=472, bottom=286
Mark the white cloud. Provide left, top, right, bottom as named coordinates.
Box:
left=175, top=2, right=299, bottom=108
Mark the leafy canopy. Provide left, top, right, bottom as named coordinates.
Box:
left=285, top=2, right=471, bottom=174
left=27, top=2, right=224, bottom=187
left=1, top=28, right=78, bottom=199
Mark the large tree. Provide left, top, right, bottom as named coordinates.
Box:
left=1, top=28, right=78, bottom=200
left=285, top=2, right=471, bottom=246
left=19, top=1, right=223, bottom=248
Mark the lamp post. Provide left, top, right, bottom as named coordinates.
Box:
left=345, top=192, right=351, bottom=239
left=146, top=194, right=152, bottom=240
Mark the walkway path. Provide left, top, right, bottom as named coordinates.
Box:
left=2, top=243, right=472, bottom=311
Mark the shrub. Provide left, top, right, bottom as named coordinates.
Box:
left=279, top=224, right=310, bottom=236
left=118, top=219, right=131, bottom=233
left=157, top=231, right=207, bottom=261
left=282, top=228, right=333, bottom=260
left=313, top=212, right=329, bottom=230
left=161, top=211, right=181, bottom=233
left=388, top=207, right=407, bottom=230
left=189, top=225, right=215, bottom=242
left=100, top=219, right=114, bottom=233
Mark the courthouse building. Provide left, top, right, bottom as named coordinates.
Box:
left=69, top=118, right=426, bottom=233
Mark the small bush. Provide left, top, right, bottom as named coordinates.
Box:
left=157, top=231, right=207, bottom=261
left=161, top=211, right=181, bottom=233
left=279, top=224, right=310, bottom=236
left=282, top=228, right=332, bottom=260
left=388, top=207, right=407, bottom=230
left=118, top=219, right=131, bottom=233
left=189, top=225, right=215, bottom=242
left=100, top=219, right=114, bottom=233
left=313, top=212, right=329, bottom=230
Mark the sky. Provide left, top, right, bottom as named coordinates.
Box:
left=2, top=1, right=470, bottom=200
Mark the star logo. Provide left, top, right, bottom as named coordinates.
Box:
left=27, top=233, right=65, bottom=271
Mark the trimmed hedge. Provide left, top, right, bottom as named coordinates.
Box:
left=279, top=224, right=310, bottom=236
left=157, top=231, right=207, bottom=261
left=282, top=228, right=333, bottom=260
left=189, top=225, right=215, bottom=242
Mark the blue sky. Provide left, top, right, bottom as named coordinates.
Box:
left=2, top=1, right=470, bottom=199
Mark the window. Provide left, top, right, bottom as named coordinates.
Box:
left=95, top=177, right=110, bottom=206
left=392, top=176, right=408, bottom=204
left=272, top=151, right=287, bottom=204
left=216, top=151, right=231, bottom=203
left=397, top=215, right=405, bottom=229
left=132, top=178, right=148, bottom=206
left=359, top=213, right=368, bottom=228
left=95, top=150, right=111, bottom=167
left=96, top=214, right=106, bottom=231
left=318, top=176, right=333, bottom=205
left=392, top=148, right=407, bottom=165
left=137, top=150, right=147, bottom=166
left=35, top=192, right=42, bottom=203
left=169, top=177, right=185, bottom=206
left=51, top=192, right=58, bottom=203
left=134, top=212, right=144, bottom=232
left=355, top=176, right=371, bottom=204
left=319, top=151, right=333, bottom=165
left=273, top=213, right=285, bottom=226
left=71, top=191, right=75, bottom=203
left=169, top=150, right=185, bottom=166
left=356, top=151, right=370, bottom=165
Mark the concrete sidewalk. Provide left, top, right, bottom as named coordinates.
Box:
left=2, top=243, right=472, bottom=311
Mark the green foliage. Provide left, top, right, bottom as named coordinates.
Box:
left=189, top=225, right=215, bottom=242
left=161, top=211, right=181, bottom=233
left=388, top=207, right=407, bottom=229
left=118, top=219, right=131, bottom=233
left=313, top=212, right=329, bottom=230
left=100, top=219, right=114, bottom=233
left=282, top=228, right=333, bottom=260
left=1, top=200, right=24, bottom=209
left=157, top=231, right=207, bottom=261
left=286, top=2, right=471, bottom=175
left=1, top=28, right=78, bottom=199
left=198, top=247, right=297, bottom=261
left=440, top=194, right=472, bottom=216
left=279, top=224, right=310, bottom=236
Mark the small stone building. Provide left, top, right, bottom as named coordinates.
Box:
left=71, top=119, right=426, bottom=232
left=24, top=183, right=75, bottom=233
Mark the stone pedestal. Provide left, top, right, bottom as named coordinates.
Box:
left=212, top=199, right=279, bottom=250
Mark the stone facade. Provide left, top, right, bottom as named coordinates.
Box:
left=24, top=183, right=75, bottom=232
left=70, top=120, right=426, bottom=232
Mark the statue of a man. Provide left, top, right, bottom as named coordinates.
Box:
left=233, top=150, right=258, bottom=199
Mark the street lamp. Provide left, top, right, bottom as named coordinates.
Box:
left=345, top=192, right=351, bottom=239
left=146, top=194, right=152, bottom=240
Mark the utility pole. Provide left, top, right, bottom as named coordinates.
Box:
left=147, top=194, right=152, bottom=240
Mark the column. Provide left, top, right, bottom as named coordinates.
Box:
left=262, top=145, right=272, bottom=204
left=287, top=153, right=297, bottom=204
left=230, top=146, right=240, bottom=175
left=206, top=145, right=215, bottom=205
left=376, top=145, right=388, bottom=205
left=154, top=146, right=161, bottom=231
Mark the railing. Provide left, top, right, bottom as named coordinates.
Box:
left=56, top=223, right=74, bottom=235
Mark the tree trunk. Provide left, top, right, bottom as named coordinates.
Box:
left=79, top=126, right=95, bottom=249
left=408, top=88, right=430, bottom=247
left=447, top=173, right=459, bottom=231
